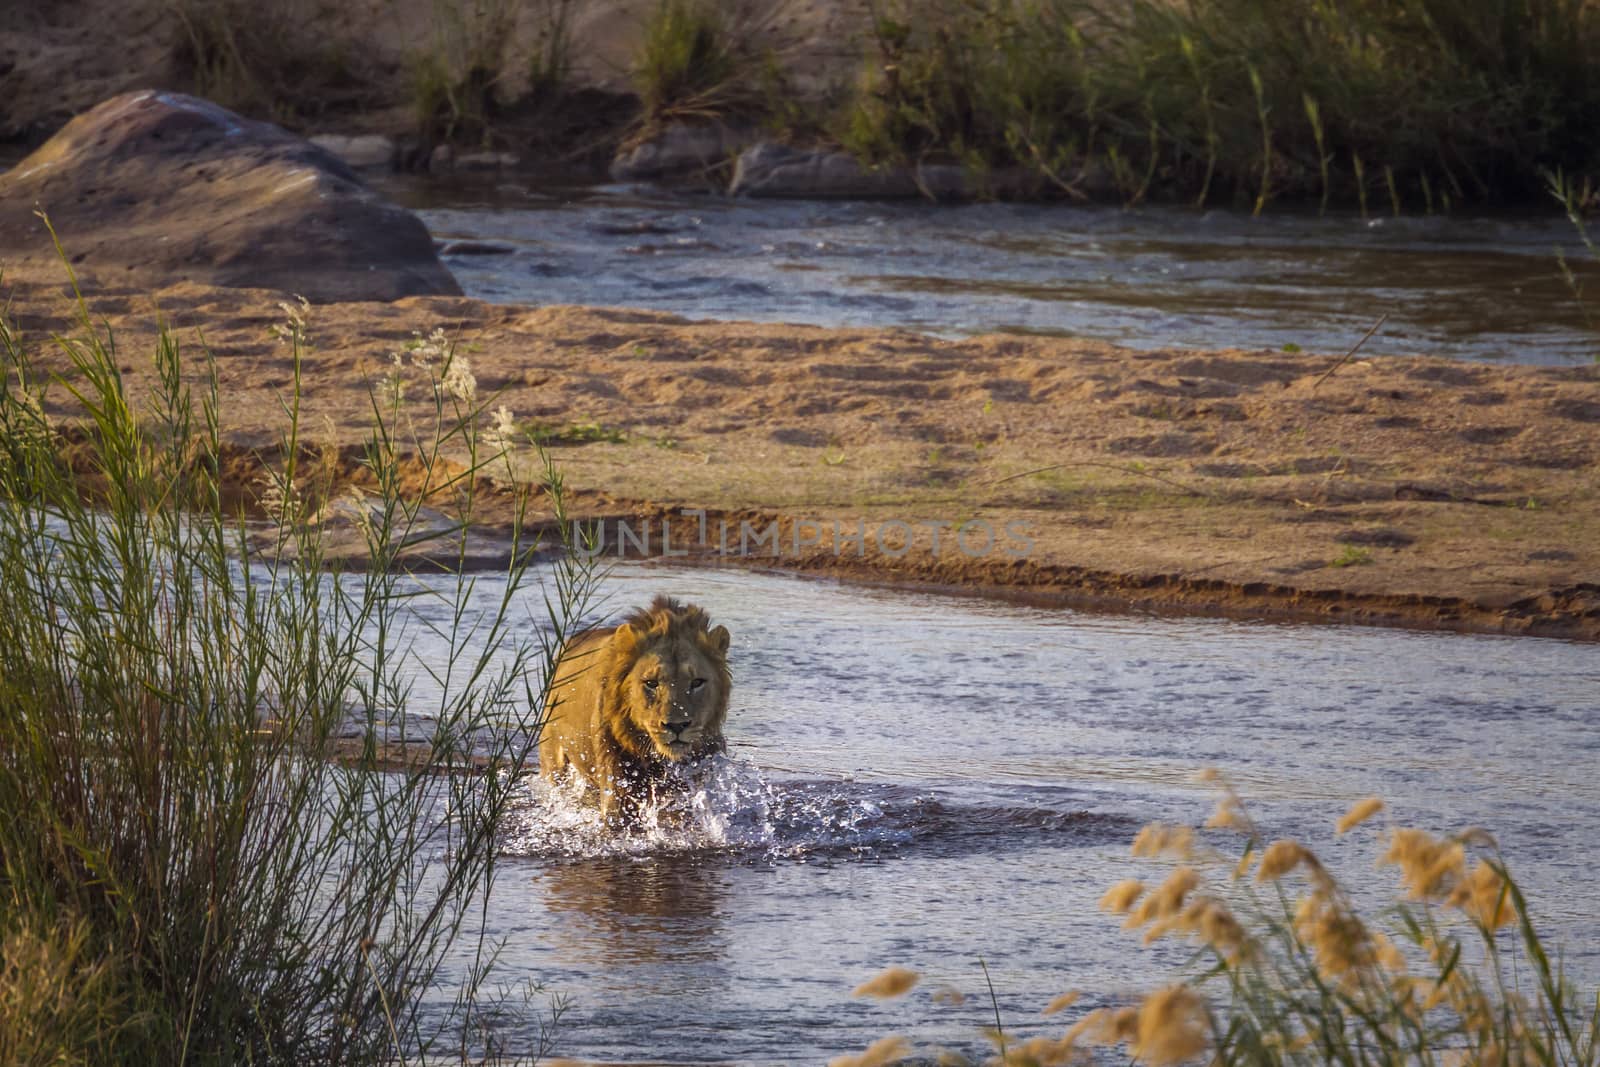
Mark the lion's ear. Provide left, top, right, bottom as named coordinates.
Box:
left=613, top=622, right=642, bottom=651
left=708, top=625, right=730, bottom=654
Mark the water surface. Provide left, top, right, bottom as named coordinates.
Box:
left=378, top=177, right=1600, bottom=365
left=395, top=562, right=1600, bottom=1064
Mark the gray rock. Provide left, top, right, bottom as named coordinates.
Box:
left=728, top=142, right=952, bottom=199
left=611, top=123, right=755, bottom=183
left=454, top=150, right=521, bottom=171
left=308, top=133, right=396, bottom=169
left=0, top=90, right=461, bottom=302
left=729, top=141, right=1045, bottom=200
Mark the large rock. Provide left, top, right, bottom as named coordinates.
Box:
left=0, top=91, right=460, bottom=302
left=728, top=141, right=1052, bottom=200
left=726, top=142, right=978, bottom=199
left=611, top=122, right=756, bottom=184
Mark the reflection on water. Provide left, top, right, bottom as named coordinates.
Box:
left=534, top=855, right=729, bottom=967
left=376, top=176, right=1600, bottom=364
left=394, top=562, right=1600, bottom=1065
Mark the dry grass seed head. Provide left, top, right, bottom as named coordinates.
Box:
left=1255, top=839, right=1313, bottom=882
left=852, top=966, right=919, bottom=999
left=1293, top=893, right=1376, bottom=983
left=1336, top=796, right=1385, bottom=835
left=1204, top=793, right=1250, bottom=831
left=1382, top=828, right=1466, bottom=900
left=1125, top=867, right=1200, bottom=930
left=1133, top=986, right=1210, bottom=1066
left=1099, top=879, right=1144, bottom=915
left=1447, top=860, right=1514, bottom=930
left=1042, top=989, right=1080, bottom=1016
left=1131, top=823, right=1196, bottom=859
left=829, top=1035, right=912, bottom=1067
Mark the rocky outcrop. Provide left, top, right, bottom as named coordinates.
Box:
left=611, top=123, right=756, bottom=184
left=728, top=141, right=1060, bottom=200
left=0, top=91, right=460, bottom=302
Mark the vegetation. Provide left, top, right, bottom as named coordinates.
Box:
left=0, top=257, right=595, bottom=1063
left=840, top=782, right=1600, bottom=1065
left=632, top=0, right=782, bottom=125
left=168, top=0, right=374, bottom=121
left=409, top=0, right=520, bottom=144
left=841, top=0, right=1600, bottom=210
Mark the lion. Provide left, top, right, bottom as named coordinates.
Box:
left=539, top=595, right=732, bottom=824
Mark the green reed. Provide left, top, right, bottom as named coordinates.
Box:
left=0, top=251, right=597, bottom=1063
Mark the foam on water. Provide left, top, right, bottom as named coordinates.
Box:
left=499, top=755, right=914, bottom=860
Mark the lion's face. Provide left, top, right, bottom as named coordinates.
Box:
left=615, top=621, right=730, bottom=762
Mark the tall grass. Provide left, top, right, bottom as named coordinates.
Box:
left=844, top=781, right=1600, bottom=1065
left=632, top=0, right=778, bottom=125
left=838, top=0, right=1600, bottom=209
left=409, top=0, right=519, bottom=144
left=168, top=0, right=373, bottom=122
left=0, top=257, right=595, bottom=1062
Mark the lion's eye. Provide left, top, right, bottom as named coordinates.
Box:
left=689, top=678, right=706, bottom=692
left=642, top=678, right=659, bottom=693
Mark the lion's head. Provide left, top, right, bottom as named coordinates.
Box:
left=605, top=596, right=731, bottom=763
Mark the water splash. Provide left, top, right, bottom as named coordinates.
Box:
left=499, top=755, right=1129, bottom=862
left=499, top=755, right=914, bottom=860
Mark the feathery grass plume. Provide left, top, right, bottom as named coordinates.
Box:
left=1292, top=892, right=1376, bottom=984
left=1098, top=879, right=1144, bottom=915
left=1130, top=823, right=1195, bottom=859
left=1448, top=860, right=1514, bottom=930
left=1204, top=792, right=1249, bottom=830
left=1001, top=1031, right=1085, bottom=1065
left=1132, top=986, right=1209, bottom=1065
left=1254, top=838, right=1313, bottom=881
left=1042, top=990, right=1080, bottom=1016
left=828, top=1034, right=912, bottom=1067
left=1382, top=827, right=1466, bottom=899
left=1336, top=795, right=1385, bottom=835
left=1125, top=867, right=1199, bottom=930
left=930, top=985, right=966, bottom=1006
left=1169, top=896, right=1250, bottom=961
left=853, top=966, right=920, bottom=999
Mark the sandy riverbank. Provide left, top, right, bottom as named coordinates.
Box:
left=5, top=266, right=1598, bottom=639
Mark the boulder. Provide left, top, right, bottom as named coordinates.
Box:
left=0, top=91, right=460, bottom=302
left=611, top=123, right=755, bottom=184
left=307, top=133, right=397, bottom=169
left=729, top=141, right=1046, bottom=200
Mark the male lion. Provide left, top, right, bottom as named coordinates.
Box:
left=539, top=595, right=731, bottom=824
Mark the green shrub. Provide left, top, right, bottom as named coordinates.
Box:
left=838, top=0, right=1600, bottom=209
left=633, top=0, right=766, bottom=123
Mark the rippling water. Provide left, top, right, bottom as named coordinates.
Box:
left=377, top=177, right=1600, bottom=365
left=389, top=562, right=1600, bottom=1064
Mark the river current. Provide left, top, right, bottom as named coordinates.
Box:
left=380, top=177, right=1600, bottom=366
left=389, top=562, right=1600, bottom=1065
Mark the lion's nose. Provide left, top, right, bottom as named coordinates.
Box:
left=665, top=720, right=691, bottom=738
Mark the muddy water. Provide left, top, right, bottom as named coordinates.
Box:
left=377, top=177, right=1600, bottom=365
left=390, top=561, right=1600, bottom=1065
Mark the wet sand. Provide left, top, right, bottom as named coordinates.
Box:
left=6, top=268, right=1598, bottom=640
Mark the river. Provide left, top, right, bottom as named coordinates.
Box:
left=378, top=177, right=1600, bottom=366
left=389, top=561, right=1600, bottom=1064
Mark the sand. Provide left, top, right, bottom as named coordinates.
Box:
left=5, top=265, right=1597, bottom=640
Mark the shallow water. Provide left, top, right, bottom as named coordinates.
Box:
left=392, top=561, right=1600, bottom=1064
left=378, top=177, right=1600, bottom=365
